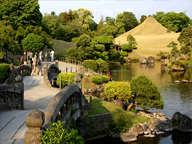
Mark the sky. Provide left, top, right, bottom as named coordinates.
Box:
left=39, top=0, right=192, bottom=23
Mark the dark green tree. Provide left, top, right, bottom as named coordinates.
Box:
left=51, top=11, right=56, bottom=16
left=140, top=15, right=147, bottom=23
left=98, top=25, right=118, bottom=37
left=93, top=36, right=113, bottom=51
left=66, top=47, right=78, bottom=60
left=76, top=34, right=91, bottom=48
left=127, top=34, right=136, bottom=47
left=97, top=15, right=105, bottom=32
left=123, top=12, right=139, bottom=31
left=167, top=41, right=179, bottom=56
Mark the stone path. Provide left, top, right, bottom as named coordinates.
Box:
left=0, top=61, right=78, bottom=144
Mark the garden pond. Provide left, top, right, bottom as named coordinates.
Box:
left=86, top=62, right=192, bottom=144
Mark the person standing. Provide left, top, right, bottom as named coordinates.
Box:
left=51, top=49, right=54, bottom=62
left=31, top=52, right=38, bottom=76
left=49, top=50, right=52, bottom=61
left=44, top=50, right=47, bottom=62
left=28, top=50, right=33, bottom=66
left=108, top=70, right=112, bottom=81
left=38, top=50, right=43, bottom=76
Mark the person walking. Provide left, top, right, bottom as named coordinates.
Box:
left=31, top=52, right=38, bottom=76
left=50, top=49, right=54, bottom=62
left=28, top=50, right=33, bottom=66
left=38, top=50, right=43, bottom=76
left=44, top=50, right=47, bottom=62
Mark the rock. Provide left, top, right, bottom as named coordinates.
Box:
left=144, top=134, right=155, bottom=137
left=175, top=80, right=180, bottom=83
left=183, top=80, right=189, bottom=83
left=84, top=78, right=90, bottom=83
left=148, top=64, right=155, bottom=68
left=126, top=130, right=138, bottom=137
left=77, top=73, right=83, bottom=79
left=147, top=56, right=155, bottom=64
left=159, top=120, right=174, bottom=132
left=133, top=125, right=144, bottom=135
left=142, top=124, right=149, bottom=131
left=112, top=100, right=124, bottom=109
left=96, top=85, right=104, bottom=92
left=151, top=131, right=156, bottom=135
left=88, top=87, right=97, bottom=93
left=144, top=131, right=149, bottom=135
left=156, top=131, right=165, bottom=135
left=139, top=57, right=148, bottom=64
left=84, top=88, right=88, bottom=94
left=161, top=59, right=169, bottom=66
left=171, top=64, right=185, bottom=71
left=120, top=133, right=137, bottom=143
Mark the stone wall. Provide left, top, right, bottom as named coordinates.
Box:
left=79, top=113, right=111, bottom=141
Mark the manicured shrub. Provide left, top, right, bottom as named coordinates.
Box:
left=132, top=43, right=137, bottom=49
left=121, top=44, right=132, bottom=52
left=0, top=63, right=10, bottom=83
left=101, top=75, right=110, bottom=83
left=56, top=73, right=77, bottom=88
left=91, top=76, right=102, bottom=84
left=83, top=60, right=98, bottom=71
left=103, top=82, right=132, bottom=102
left=96, top=58, right=109, bottom=72
left=120, top=51, right=128, bottom=57
left=101, top=52, right=109, bottom=60
left=95, top=44, right=105, bottom=52
left=71, top=37, right=79, bottom=43
left=167, top=63, right=172, bottom=68
left=130, top=75, right=164, bottom=109
left=172, top=59, right=188, bottom=67
left=39, top=120, right=84, bottom=144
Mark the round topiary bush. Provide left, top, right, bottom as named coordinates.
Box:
left=83, top=60, right=98, bottom=71
left=121, top=44, right=132, bottom=52
left=120, top=51, right=128, bottom=57
left=103, top=82, right=132, bottom=102
left=101, top=75, right=110, bottom=83
left=95, top=44, right=105, bottom=52
left=96, top=58, right=109, bottom=72
left=91, top=76, right=102, bottom=84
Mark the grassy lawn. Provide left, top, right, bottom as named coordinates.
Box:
left=85, top=96, right=150, bottom=127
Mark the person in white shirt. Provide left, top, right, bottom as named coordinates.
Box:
left=38, top=50, right=43, bottom=76
left=51, top=49, right=54, bottom=62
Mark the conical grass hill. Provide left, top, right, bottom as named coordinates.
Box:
left=115, top=17, right=180, bottom=59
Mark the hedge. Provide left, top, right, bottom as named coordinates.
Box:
left=56, top=73, right=77, bottom=88
left=95, top=44, right=105, bottom=52
left=120, top=51, right=128, bottom=57
left=91, top=76, right=102, bottom=84
left=83, top=60, right=98, bottom=71
left=103, top=82, right=132, bottom=102
left=96, top=58, right=109, bottom=72
left=121, top=44, right=132, bottom=52
left=71, top=37, right=79, bottom=43
left=101, top=75, right=110, bottom=83
left=0, top=63, right=10, bottom=83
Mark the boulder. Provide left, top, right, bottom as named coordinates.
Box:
left=96, top=85, right=104, bottom=92
left=139, top=57, right=147, bottom=64
left=159, top=120, right=174, bottom=132
left=133, top=124, right=144, bottom=135
left=171, top=64, right=185, bottom=71
left=144, top=134, right=155, bottom=137
left=147, top=56, right=155, bottom=64
left=183, top=80, right=189, bottom=83
left=84, top=78, right=90, bottom=83
left=88, top=87, right=97, bottom=93
left=126, top=130, right=138, bottom=137
left=120, top=133, right=137, bottom=143
left=112, top=100, right=124, bottom=109
left=142, top=124, right=149, bottom=131
left=161, top=59, right=169, bottom=66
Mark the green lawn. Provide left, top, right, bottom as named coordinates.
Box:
left=85, top=96, right=150, bottom=127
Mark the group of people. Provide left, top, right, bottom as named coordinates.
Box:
left=28, top=49, right=54, bottom=77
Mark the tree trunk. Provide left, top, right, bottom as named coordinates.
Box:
left=127, top=103, right=134, bottom=111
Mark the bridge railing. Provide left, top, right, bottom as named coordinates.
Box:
left=59, top=57, right=83, bottom=66
left=24, top=75, right=90, bottom=144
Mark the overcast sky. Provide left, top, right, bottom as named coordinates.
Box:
left=39, top=0, right=192, bottom=23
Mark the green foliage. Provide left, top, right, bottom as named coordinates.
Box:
left=93, top=36, right=113, bottom=51
left=39, top=120, right=84, bottom=144
left=110, top=112, right=131, bottom=133
left=97, top=15, right=105, bottom=32
left=140, top=15, right=147, bottom=23
left=76, top=34, right=91, bottom=48
left=120, top=51, right=128, bottom=57
left=167, top=63, right=172, bottom=68
left=0, top=50, right=5, bottom=59
left=167, top=41, right=179, bottom=56
left=101, top=52, right=109, bottom=60
left=71, top=37, right=79, bottom=43
left=96, top=58, right=109, bottom=72
left=95, top=44, right=105, bottom=52
left=56, top=73, right=77, bottom=88
left=103, top=82, right=132, bottom=102
left=121, top=44, right=132, bottom=52
left=0, top=63, right=10, bottom=83
left=66, top=47, right=78, bottom=60
left=101, top=75, right=110, bottom=83
left=91, top=76, right=102, bottom=84
left=108, top=49, right=120, bottom=61
left=156, top=51, right=169, bottom=59
left=153, top=12, right=191, bottom=32
left=83, top=60, right=98, bottom=71
left=98, top=25, right=118, bottom=37
left=123, top=12, right=139, bottom=32
left=127, top=34, right=136, bottom=45
left=172, top=58, right=188, bottom=67
left=130, top=75, right=164, bottom=109
left=21, top=33, right=44, bottom=51
left=78, top=46, right=95, bottom=61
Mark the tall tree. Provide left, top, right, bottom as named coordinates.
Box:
left=140, top=15, right=147, bottom=23
left=60, top=9, right=75, bottom=25
left=115, top=13, right=125, bottom=36
left=123, top=12, right=139, bottom=31
left=51, top=11, right=56, bottom=16
left=97, top=15, right=105, bottom=32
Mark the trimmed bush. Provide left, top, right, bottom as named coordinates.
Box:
left=167, top=63, right=172, bottom=68
left=101, top=75, right=110, bottom=83
left=95, top=44, right=105, bottom=52
left=56, top=73, right=77, bottom=88
left=39, top=120, right=84, bottom=144
left=130, top=75, right=164, bottom=109
left=121, top=44, right=132, bottom=52
left=172, top=59, right=188, bottom=67
left=71, top=37, right=79, bottom=43
left=83, top=60, right=98, bottom=71
left=91, top=76, right=102, bottom=84
left=96, top=58, right=109, bottom=72
left=101, top=52, right=109, bottom=60
left=120, top=51, right=128, bottom=57
left=132, top=44, right=137, bottom=49
left=103, top=82, right=132, bottom=102
left=0, top=63, right=10, bottom=83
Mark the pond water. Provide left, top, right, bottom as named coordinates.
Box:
left=86, top=62, right=192, bottom=144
